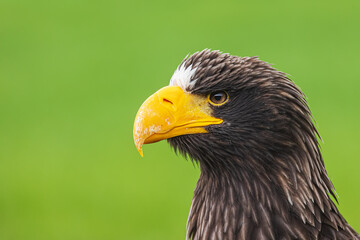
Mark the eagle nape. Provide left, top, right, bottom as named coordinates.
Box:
left=133, top=49, right=359, bottom=240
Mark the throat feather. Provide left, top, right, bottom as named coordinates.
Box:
left=186, top=156, right=356, bottom=240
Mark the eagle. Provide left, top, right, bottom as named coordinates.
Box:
left=133, top=50, right=359, bottom=240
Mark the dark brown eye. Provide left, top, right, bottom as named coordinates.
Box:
left=208, top=91, right=229, bottom=106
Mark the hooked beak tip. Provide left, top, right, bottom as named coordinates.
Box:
left=138, top=148, right=144, bottom=157
left=134, top=140, right=144, bottom=157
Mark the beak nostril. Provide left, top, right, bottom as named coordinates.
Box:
left=163, top=98, right=173, bottom=105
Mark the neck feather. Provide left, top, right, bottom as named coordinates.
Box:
left=186, top=150, right=358, bottom=240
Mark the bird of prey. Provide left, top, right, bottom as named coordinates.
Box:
left=133, top=50, right=359, bottom=240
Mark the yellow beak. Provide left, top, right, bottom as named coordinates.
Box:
left=133, top=86, right=223, bottom=156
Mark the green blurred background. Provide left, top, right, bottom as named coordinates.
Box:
left=0, top=0, right=359, bottom=239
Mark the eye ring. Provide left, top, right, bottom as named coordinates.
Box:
left=208, top=91, right=229, bottom=106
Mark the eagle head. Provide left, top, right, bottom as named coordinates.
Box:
left=133, top=50, right=359, bottom=240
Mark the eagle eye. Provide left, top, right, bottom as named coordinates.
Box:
left=208, top=91, right=229, bottom=106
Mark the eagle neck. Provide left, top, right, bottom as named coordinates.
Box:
left=186, top=164, right=290, bottom=240
left=186, top=151, right=356, bottom=240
